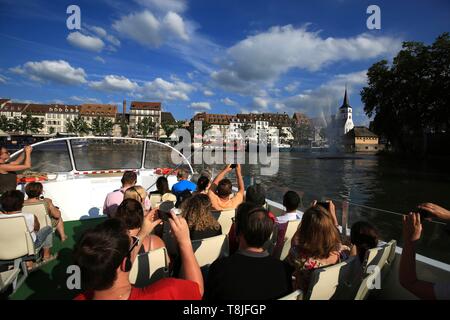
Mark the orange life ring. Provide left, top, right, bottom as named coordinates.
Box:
left=17, top=176, right=47, bottom=183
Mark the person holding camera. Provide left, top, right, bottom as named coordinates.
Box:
left=400, top=203, right=450, bottom=300
left=208, top=164, right=244, bottom=211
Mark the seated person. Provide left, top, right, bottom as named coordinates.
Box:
left=193, top=176, right=210, bottom=195
left=171, top=169, right=196, bottom=197
left=204, top=202, right=291, bottom=300
left=74, top=214, right=203, bottom=300
left=103, top=171, right=137, bottom=217
left=181, top=194, right=222, bottom=240
left=350, top=221, right=379, bottom=263
left=149, top=176, right=176, bottom=208
left=400, top=203, right=450, bottom=300
left=285, top=203, right=350, bottom=293
left=123, top=185, right=151, bottom=213
left=24, top=182, right=68, bottom=241
left=228, top=183, right=277, bottom=255
left=114, top=199, right=165, bottom=258
left=272, top=190, right=302, bottom=258
left=208, top=164, right=244, bottom=211
left=0, top=190, right=54, bottom=266
left=0, top=145, right=32, bottom=194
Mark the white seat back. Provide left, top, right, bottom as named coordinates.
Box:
left=0, top=216, right=35, bottom=260
left=191, top=234, right=228, bottom=268
left=22, top=202, right=51, bottom=229
left=279, top=219, right=301, bottom=261
left=129, top=247, right=170, bottom=287
left=212, top=210, right=235, bottom=235
left=306, top=256, right=362, bottom=300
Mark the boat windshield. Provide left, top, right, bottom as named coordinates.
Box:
left=9, top=137, right=193, bottom=174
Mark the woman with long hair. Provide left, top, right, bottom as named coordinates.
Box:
left=286, top=203, right=350, bottom=292
left=181, top=194, right=222, bottom=240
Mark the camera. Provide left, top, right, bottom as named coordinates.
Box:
left=158, top=201, right=175, bottom=221
left=316, top=201, right=330, bottom=211
left=230, top=164, right=237, bottom=169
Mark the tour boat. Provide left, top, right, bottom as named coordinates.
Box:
left=2, top=136, right=450, bottom=300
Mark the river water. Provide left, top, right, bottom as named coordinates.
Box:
left=20, top=139, right=450, bottom=264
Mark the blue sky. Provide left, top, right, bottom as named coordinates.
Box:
left=0, top=0, right=449, bottom=124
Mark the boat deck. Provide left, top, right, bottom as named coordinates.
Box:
left=6, top=218, right=106, bottom=300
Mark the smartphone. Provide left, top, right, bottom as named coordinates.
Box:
left=158, top=201, right=175, bottom=221
left=230, top=164, right=237, bottom=169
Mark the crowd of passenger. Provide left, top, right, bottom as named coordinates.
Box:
left=1, top=144, right=449, bottom=300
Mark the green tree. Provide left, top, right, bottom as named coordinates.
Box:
left=66, top=116, right=90, bottom=136
left=91, top=117, right=114, bottom=136
left=161, top=121, right=176, bottom=138
left=48, top=127, right=55, bottom=135
left=0, top=115, right=10, bottom=132
left=119, top=117, right=128, bottom=137
left=136, top=116, right=155, bottom=138
left=361, top=32, right=450, bottom=154
left=287, top=119, right=313, bottom=145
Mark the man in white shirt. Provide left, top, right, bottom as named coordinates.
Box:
left=0, top=190, right=53, bottom=262
left=272, top=191, right=301, bottom=258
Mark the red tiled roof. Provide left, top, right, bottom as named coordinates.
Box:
left=130, top=101, right=161, bottom=111
left=80, top=104, right=117, bottom=117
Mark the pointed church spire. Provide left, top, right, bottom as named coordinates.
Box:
left=340, top=85, right=350, bottom=109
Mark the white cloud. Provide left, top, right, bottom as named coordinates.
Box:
left=10, top=60, right=87, bottom=85
left=0, top=74, right=7, bottom=84
left=203, top=90, right=214, bottom=97
left=67, top=32, right=105, bottom=52
left=222, top=97, right=238, bottom=107
left=113, top=10, right=189, bottom=47
left=282, top=70, right=368, bottom=117
left=135, top=0, right=187, bottom=13
left=87, top=25, right=121, bottom=47
left=250, top=96, right=270, bottom=111
left=189, top=102, right=211, bottom=110
left=70, top=96, right=101, bottom=104
left=90, top=75, right=139, bottom=92
left=94, top=56, right=106, bottom=64
left=214, top=25, right=401, bottom=92
left=139, top=77, right=194, bottom=101
left=163, top=11, right=189, bottom=41
left=284, top=81, right=300, bottom=93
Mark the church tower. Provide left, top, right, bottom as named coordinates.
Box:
left=339, top=86, right=354, bottom=135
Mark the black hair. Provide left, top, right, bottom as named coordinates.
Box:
left=216, top=178, right=232, bottom=198
left=121, top=171, right=137, bottom=186
left=245, top=184, right=266, bottom=207
left=156, top=176, right=170, bottom=195
left=0, top=190, right=25, bottom=212
left=350, top=221, right=379, bottom=263
left=115, top=198, right=144, bottom=230
left=74, top=218, right=130, bottom=291
left=176, top=189, right=192, bottom=208
left=196, top=176, right=210, bottom=192
left=25, top=182, right=44, bottom=199
left=283, top=191, right=300, bottom=212
left=235, top=202, right=273, bottom=248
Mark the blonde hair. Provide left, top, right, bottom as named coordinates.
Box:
left=181, top=194, right=220, bottom=231
left=124, top=185, right=147, bottom=205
